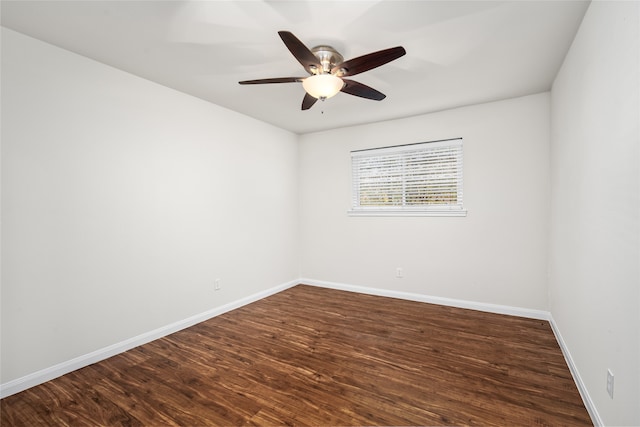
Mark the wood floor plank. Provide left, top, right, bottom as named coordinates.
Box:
left=1, top=285, right=592, bottom=426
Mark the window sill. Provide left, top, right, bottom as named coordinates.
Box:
left=347, top=209, right=467, bottom=217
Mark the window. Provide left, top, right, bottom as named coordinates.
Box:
left=349, top=138, right=466, bottom=217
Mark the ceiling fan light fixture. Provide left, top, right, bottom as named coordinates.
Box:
left=240, top=32, right=405, bottom=110
left=302, top=74, right=343, bottom=100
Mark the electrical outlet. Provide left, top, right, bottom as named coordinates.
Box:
left=214, top=279, right=221, bottom=291
left=396, top=267, right=403, bottom=278
left=606, top=369, right=614, bottom=399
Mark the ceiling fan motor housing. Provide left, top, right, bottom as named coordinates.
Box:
left=310, top=45, right=344, bottom=74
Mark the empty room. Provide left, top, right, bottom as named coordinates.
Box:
left=1, top=1, right=638, bottom=426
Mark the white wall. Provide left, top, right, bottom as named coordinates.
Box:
left=549, top=2, right=640, bottom=426
left=299, top=93, right=550, bottom=311
left=0, top=28, right=299, bottom=384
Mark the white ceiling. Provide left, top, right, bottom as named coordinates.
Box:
left=1, top=0, right=589, bottom=134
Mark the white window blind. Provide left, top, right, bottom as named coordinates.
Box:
left=349, top=138, right=466, bottom=216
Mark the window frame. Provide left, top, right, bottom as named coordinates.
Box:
left=348, top=138, right=466, bottom=217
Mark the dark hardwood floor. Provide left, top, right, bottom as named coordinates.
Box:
left=1, top=284, right=592, bottom=426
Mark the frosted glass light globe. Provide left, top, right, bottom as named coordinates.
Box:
left=302, top=74, right=344, bottom=100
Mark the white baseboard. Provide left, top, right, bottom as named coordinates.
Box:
left=0, top=279, right=298, bottom=399
left=300, top=278, right=551, bottom=320
left=548, top=315, right=602, bottom=427
left=1, top=277, right=600, bottom=427
left=302, top=278, right=599, bottom=427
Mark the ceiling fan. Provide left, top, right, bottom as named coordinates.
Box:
left=239, top=31, right=406, bottom=110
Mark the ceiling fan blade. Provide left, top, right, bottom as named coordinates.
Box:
left=341, top=79, right=386, bottom=101
left=332, top=46, right=406, bottom=77
left=278, top=31, right=322, bottom=74
left=239, top=77, right=304, bottom=85
left=302, top=93, right=318, bottom=110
